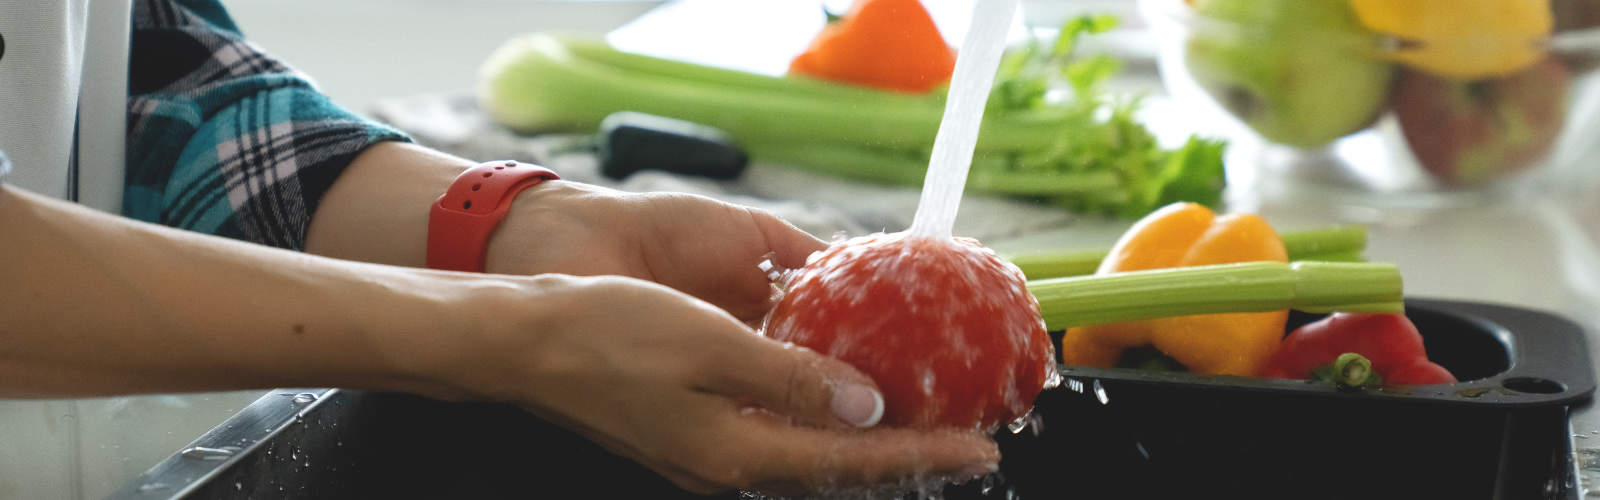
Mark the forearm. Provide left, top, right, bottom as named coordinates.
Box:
left=304, top=142, right=475, bottom=267
left=0, top=185, right=497, bottom=398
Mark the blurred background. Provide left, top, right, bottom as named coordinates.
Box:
left=227, top=0, right=1146, bottom=112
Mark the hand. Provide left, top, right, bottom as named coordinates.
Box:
left=426, top=273, right=999, bottom=494
left=306, top=144, right=824, bottom=321
left=486, top=181, right=827, bottom=321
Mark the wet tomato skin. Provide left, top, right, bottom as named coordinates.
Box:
left=764, top=233, right=1054, bottom=430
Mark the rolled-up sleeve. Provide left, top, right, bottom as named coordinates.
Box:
left=123, top=0, right=411, bottom=250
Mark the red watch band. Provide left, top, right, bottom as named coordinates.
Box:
left=427, top=161, right=559, bottom=272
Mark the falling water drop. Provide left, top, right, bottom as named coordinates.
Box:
left=1043, top=366, right=1062, bottom=390
left=1092, top=380, right=1110, bottom=405
left=1007, top=409, right=1034, bottom=435
left=1065, top=378, right=1085, bottom=393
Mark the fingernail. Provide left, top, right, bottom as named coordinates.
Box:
left=957, top=462, right=998, bottom=479
left=830, top=382, right=883, bottom=428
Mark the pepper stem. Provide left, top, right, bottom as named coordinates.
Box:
left=1332, top=352, right=1374, bottom=387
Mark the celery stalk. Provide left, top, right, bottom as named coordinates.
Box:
left=480, top=34, right=1069, bottom=153
left=749, top=141, right=1122, bottom=196
left=1027, top=261, right=1402, bottom=330
left=1004, top=248, right=1107, bottom=278
left=1279, top=225, right=1366, bottom=259
left=1009, top=250, right=1106, bottom=279
left=1293, top=250, right=1365, bottom=263
left=557, top=36, right=931, bottom=105
left=1008, top=225, right=1370, bottom=279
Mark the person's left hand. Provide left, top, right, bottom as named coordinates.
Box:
left=485, top=181, right=828, bottom=322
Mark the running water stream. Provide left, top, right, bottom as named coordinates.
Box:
left=906, top=0, right=1021, bottom=240
left=753, top=2, right=1053, bottom=498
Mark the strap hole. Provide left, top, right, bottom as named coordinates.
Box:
left=481, top=172, right=492, bottom=178
left=471, top=184, right=481, bottom=191
left=463, top=201, right=473, bottom=210
left=504, top=161, right=517, bottom=167
left=495, top=166, right=505, bottom=170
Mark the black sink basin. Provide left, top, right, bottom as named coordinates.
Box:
left=111, top=299, right=1594, bottom=500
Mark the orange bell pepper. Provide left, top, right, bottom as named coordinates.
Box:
left=788, top=0, right=956, bottom=94
left=1060, top=202, right=1289, bottom=376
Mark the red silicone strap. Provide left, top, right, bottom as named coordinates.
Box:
left=427, top=161, right=559, bottom=272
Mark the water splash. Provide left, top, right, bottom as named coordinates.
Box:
left=1092, top=380, right=1110, bottom=405
left=1003, top=407, right=1047, bottom=437
left=1064, top=378, right=1085, bottom=394
left=1042, top=365, right=1062, bottom=390
left=1027, top=411, right=1045, bottom=437
left=740, top=472, right=986, bottom=500
left=1006, top=420, right=1027, bottom=435
left=1007, top=408, right=1033, bottom=435
left=291, top=393, right=317, bottom=404
left=980, top=474, right=998, bottom=495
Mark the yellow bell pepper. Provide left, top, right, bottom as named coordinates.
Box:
left=1060, top=202, right=1289, bottom=376
left=1349, top=0, right=1554, bottom=79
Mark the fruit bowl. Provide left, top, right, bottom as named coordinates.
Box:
left=1139, top=0, right=1600, bottom=199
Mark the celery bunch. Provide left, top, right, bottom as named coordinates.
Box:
left=479, top=15, right=1226, bottom=217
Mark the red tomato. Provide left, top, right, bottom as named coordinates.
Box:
left=764, top=232, right=1054, bottom=429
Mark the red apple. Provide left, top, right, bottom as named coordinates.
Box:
left=1392, top=58, right=1572, bottom=186
left=763, top=232, right=1054, bottom=430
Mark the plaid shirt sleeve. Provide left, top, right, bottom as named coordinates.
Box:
left=123, top=0, right=411, bottom=250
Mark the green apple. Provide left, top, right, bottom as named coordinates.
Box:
left=1184, top=0, right=1394, bottom=148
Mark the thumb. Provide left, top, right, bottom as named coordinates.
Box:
left=696, top=332, right=885, bottom=428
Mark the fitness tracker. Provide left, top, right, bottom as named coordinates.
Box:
left=426, top=161, right=559, bottom=272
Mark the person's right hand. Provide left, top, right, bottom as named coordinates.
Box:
left=412, top=273, right=1000, bottom=495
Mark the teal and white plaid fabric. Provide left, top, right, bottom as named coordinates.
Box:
left=125, top=0, right=411, bottom=249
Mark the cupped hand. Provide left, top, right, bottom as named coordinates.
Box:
left=431, top=274, right=999, bottom=495
left=485, top=181, right=827, bottom=322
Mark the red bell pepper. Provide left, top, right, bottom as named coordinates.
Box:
left=1261, top=313, right=1457, bottom=387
